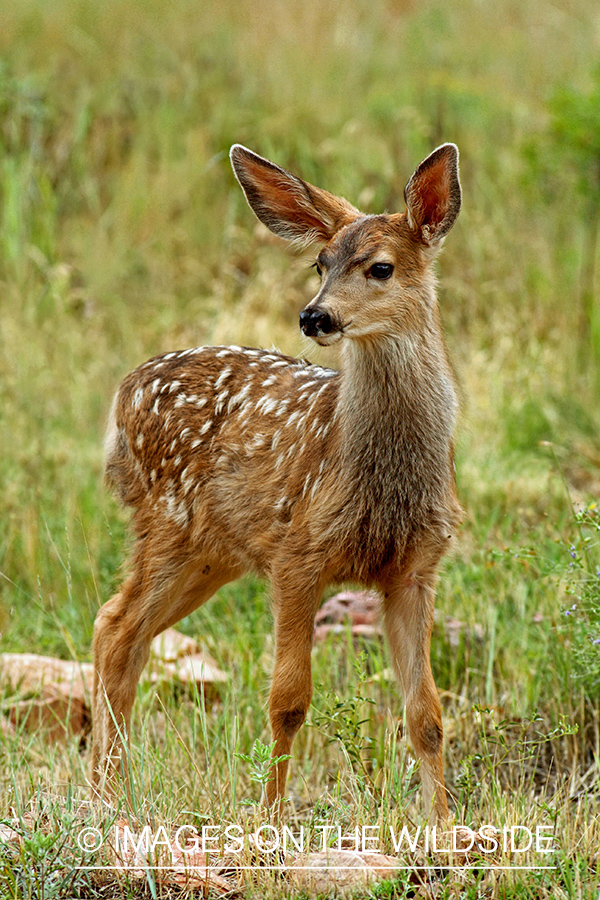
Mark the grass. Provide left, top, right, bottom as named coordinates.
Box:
left=1, top=0, right=599, bottom=896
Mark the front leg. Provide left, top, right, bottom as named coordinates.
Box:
left=382, top=564, right=449, bottom=825
left=265, top=569, right=323, bottom=809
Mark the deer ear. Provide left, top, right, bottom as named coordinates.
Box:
left=404, top=144, right=461, bottom=248
left=230, top=145, right=360, bottom=245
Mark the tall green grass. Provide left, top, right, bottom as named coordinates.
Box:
left=0, top=0, right=599, bottom=896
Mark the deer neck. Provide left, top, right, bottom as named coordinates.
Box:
left=336, top=315, right=457, bottom=543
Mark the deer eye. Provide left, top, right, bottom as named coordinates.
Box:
left=368, top=262, right=394, bottom=280
left=311, top=261, right=322, bottom=277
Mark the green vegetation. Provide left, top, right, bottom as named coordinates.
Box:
left=0, top=0, right=599, bottom=896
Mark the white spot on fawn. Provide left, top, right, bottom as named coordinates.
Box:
left=237, top=404, right=253, bottom=425
left=308, top=382, right=331, bottom=406
left=215, top=390, right=229, bottom=414
left=310, top=477, right=323, bottom=501
left=297, top=380, right=318, bottom=394
left=214, top=367, right=232, bottom=390
left=163, top=488, right=189, bottom=527
left=132, top=387, right=144, bottom=410
left=228, top=383, right=252, bottom=413
left=315, top=421, right=332, bottom=440
left=255, top=396, right=279, bottom=415
left=302, top=473, right=312, bottom=497
left=181, top=469, right=195, bottom=494
left=312, top=365, right=336, bottom=379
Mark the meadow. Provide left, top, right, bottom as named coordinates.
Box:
left=0, top=0, right=599, bottom=896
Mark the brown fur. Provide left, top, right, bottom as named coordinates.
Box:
left=92, top=143, right=463, bottom=824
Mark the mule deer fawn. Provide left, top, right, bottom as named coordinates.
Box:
left=92, top=143, right=462, bottom=824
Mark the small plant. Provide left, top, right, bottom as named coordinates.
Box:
left=558, top=503, right=600, bottom=697
left=455, top=753, right=480, bottom=822
left=0, top=819, right=93, bottom=900
left=369, top=873, right=413, bottom=899
left=456, top=706, right=576, bottom=820
left=309, top=654, right=378, bottom=793
left=235, top=739, right=291, bottom=804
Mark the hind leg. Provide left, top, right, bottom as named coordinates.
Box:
left=91, top=539, right=241, bottom=798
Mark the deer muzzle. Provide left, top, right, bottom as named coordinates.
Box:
left=299, top=307, right=336, bottom=338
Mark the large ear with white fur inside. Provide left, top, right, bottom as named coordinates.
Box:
left=230, top=145, right=360, bottom=245
left=404, top=144, right=461, bottom=248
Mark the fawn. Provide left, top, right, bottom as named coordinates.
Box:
left=92, top=142, right=462, bottom=824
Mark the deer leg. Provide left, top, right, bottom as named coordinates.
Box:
left=265, top=572, right=322, bottom=808
left=382, top=568, right=449, bottom=825
left=92, top=542, right=240, bottom=798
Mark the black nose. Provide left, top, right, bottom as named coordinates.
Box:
left=299, top=308, right=334, bottom=336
